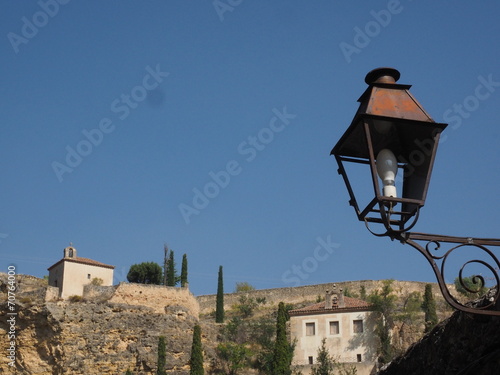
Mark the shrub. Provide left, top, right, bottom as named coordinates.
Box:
left=68, top=295, right=83, bottom=302
left=91, top=277, right=103, bottom=286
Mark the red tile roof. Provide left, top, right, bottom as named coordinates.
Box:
left=289, top=296, right=372, bottom=316
left=48, top=256, right=115, bottom=270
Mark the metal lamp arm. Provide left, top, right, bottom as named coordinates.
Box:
left=394, top=232, right=500, bottom=316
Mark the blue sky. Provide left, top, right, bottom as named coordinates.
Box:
left=2, top=1, right=500, bottom=296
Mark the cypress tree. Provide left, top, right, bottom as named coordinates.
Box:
left=157, top=336, right=166, bottom=375
left=216, top=266, right=224, bottom=323
left=190, top=324, right=204, bottom=375
left=422, top=284, right=438, bottom=332
left=167, top=250, right=177, bottom=286
left=181, top=253, right=188, bottom=287
left=163, top=244, right=169, bottom=286
left=360, top=285, right=367, bottom=300
left=272, top=302, right=292, bottom=375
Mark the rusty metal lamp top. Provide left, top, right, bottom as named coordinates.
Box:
left=331, top=68, right=500, bottom=316
left=332, top=67, right=447, bottom=234
left=364, top=67, right=400, bottom=84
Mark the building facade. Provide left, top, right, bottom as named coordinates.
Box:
left=48, top=245, right=115, bottom=299
left=289, top=286, right=378, bottom=375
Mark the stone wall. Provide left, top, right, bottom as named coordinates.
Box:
left=108, top=282, right=200, bottom=317
left=83, top=284, right=118, bottom=302
left=197, top=280, right=447, bottom=314
left=298, top=362, right=375, bottom=375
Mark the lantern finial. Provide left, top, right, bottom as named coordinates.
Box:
left=365, top=67, right=400, bottom=85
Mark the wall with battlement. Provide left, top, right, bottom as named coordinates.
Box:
left=197, top=280, right=449, bottom=314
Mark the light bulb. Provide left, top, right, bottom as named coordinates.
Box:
left=376, top=149, right=398, bottom=198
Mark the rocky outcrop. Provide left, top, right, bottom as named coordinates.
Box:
left=0, top=274, right=200, bottom=374
left=378, top=291, right=500, bottom=375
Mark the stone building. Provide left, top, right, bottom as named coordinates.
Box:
left=48, top=245, right=115, bottom=299
left=289, top=285, right=378, bottom=375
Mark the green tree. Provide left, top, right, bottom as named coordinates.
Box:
left=167, top=250, right=178, bottom=286
left=342, top=288, right=358, bottom=298
left=163, top=244, right=170, bottom=285
left=190, top=324, right=204, bottom=375
left=224, top=317, right=245, bottom=343
left=359, top=285, right=367, bottom=301
left=216, top=342, right=252, bottom=375
left=181, top=253, right=188, bottom=287
left=454, top=276, right=488, bottom=298
left=421, top=284, right=438, bottom=332
left=236, top=295, right=258, bottom=318
left=216, top=266, right=224, bottom=323
left=272, top=302, right=293, bottom=375
left=127, top=262, right=163, bottom=284
left=235, top=281, right=255, bottom=292
left=311, top=338, right=335, bottom=375
left=157, top=336, right=166, bottom=375
left=125, top=369, right=133, bottom=375
left=398, top=291, right=421, bottom=324
left=251, top=316, right=275, bottom=374
left=368, top=280, right=397, bottom=364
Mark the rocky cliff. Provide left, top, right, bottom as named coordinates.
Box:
left=378, top=290, right=500, bottom=375
left=0, top=274, right=200, bottom=374
left=1, top=274, right=463, bottom=374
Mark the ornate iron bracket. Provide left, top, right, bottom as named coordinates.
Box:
left=391, top=231, right=500, bottom=316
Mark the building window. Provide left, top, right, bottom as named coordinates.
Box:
left=87, top=274, right=91, bottom=279
left=305, top=322, right=316, bottom=336
left=357, top=354, right=362, bottom=362
left=308, top=356, right=314, bottom=365
left=329, top=321, right=340, bottom=335
left=353, top=319, right=364, bottom=333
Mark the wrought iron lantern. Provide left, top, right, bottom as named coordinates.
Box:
left=331, top=68, right=500, bottom=316
left=331, top=67, right=447, bottom=236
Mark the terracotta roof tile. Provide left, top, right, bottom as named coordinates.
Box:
left=289, top=296, right=372, bottom=316
left=48, top=256, right=115, bottom=270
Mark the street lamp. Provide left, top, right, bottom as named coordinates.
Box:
left=331, top=67, right=500, bottom=315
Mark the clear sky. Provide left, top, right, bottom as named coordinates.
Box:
left=2, top=1, right=500, bottom=296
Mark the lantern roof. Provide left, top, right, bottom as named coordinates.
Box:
left=358, top=67, right=434, bottom=122
left=331, top=67, right=447, bottom=160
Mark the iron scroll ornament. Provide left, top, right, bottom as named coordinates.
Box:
left=393, top=232, right=500, bottom=316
